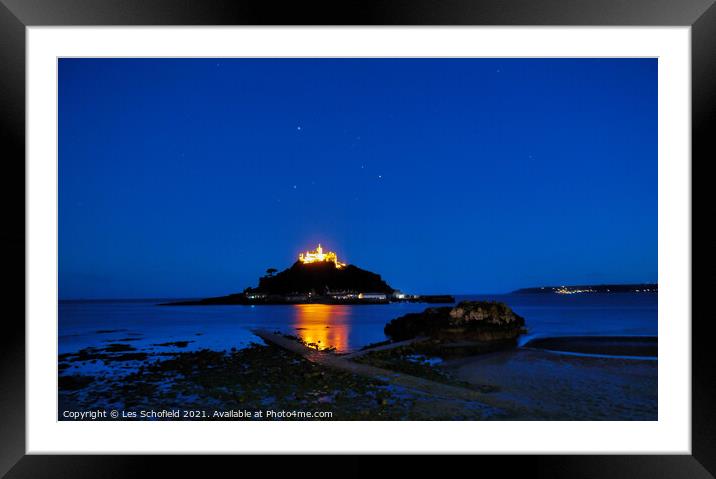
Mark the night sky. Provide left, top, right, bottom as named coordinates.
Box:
left=59, top=58, right=657, bottom=299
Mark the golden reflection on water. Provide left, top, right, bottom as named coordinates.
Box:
left=291, top=304, right=352, bottom=352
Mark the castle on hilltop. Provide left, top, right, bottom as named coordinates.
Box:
left=298, top=244, right=346, bottom=269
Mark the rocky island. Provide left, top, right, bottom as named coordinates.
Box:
left=164, top=244, right=454, bottom=306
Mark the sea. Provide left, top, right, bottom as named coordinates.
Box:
left=59, top=293, right=657, bottom=356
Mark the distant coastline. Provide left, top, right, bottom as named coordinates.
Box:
left=59, top=284, right=658, bottom=304
left=513, top=283, right=657, bottom=295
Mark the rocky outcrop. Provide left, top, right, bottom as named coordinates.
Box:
left=384, top=301, right=526, bottom=343
left=448, top=301, right=524, bottom=327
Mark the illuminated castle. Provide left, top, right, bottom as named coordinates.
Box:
left=298, top=244, right=346, bottom=269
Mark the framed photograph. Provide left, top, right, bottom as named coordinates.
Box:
left=2, top=0, right=712, bottom=475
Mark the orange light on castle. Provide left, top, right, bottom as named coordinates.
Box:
left=298, top=243, right=346, bottom=268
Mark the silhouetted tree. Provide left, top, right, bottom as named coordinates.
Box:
left=266, top=268, right=278, bottom=277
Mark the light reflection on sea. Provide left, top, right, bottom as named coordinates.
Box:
left=291, top=304, right=351, bottom=351
left=59, top=293, right=657, bottom=356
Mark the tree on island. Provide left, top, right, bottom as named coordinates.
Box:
left=265, top=268, right=278, bottom=277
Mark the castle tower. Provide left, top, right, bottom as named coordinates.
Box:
left=297, top=243, right=345, bottom=269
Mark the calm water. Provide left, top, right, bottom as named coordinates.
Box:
left=59, top=293, right=657, bottom=355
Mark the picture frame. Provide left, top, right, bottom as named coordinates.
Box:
left=1, top=0, right=712, bottom=475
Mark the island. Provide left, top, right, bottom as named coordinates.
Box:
left=163, top=244, right=455, bottom=305
left=513, top=283, right=657, bottom=295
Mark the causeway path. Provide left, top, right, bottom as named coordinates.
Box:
left=341, top=336, right=428, bottom=360
left=252, top=329, right=519, bottom=410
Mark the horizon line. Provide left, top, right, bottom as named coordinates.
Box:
left=58, top=281, right=658, bottom=302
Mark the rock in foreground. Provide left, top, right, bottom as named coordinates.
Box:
left=384, top=301, right=526, bottom=343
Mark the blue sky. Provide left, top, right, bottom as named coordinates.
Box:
left=59, top=58, right=657, bottom=298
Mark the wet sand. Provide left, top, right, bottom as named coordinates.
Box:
left=58, top=334, right=659, bottom=420
left=441, top=347, right=657, bottom=420
left=523, top=336, right=657, bottom=358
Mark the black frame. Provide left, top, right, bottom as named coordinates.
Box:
left=1, top=0, right=712, bottom=476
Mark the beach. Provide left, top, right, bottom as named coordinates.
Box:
left=58, top=336, right=657, bottom=420
left=441, top=347, right=656, bottom=420
left=58, top=293, right=657, bottom=420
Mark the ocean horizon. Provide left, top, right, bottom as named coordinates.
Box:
left=59, top=292, right=657, bottom=356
